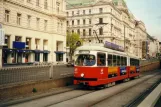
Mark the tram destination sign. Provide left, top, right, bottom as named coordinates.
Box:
left=79, top=50, right=90, bottom=54
left=104, top=41, right=124, bottom=52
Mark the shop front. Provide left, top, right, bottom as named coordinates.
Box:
left=55, top=51, right=65, bottom=62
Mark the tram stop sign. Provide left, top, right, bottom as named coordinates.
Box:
left=76, top=41, right=81, bottom=46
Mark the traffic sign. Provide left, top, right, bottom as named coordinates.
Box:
left=0, top=29, right=5, bottom=46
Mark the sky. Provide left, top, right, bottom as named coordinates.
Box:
left=125, top=0, right=161, bottom=41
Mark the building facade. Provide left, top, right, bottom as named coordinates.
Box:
left=0, top=0, right=67, bottom=64
left=66, top=0, right=147, bottom=59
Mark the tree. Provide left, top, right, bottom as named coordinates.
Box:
left=67, top=33, right=83, bottom=60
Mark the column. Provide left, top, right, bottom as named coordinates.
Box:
left=22, top=36, right=26, bottom=63
left=8, top=35, right=15, bottom=63
left=40, top=39, right=43, bottom=62
left=30, top=37, right=35, bottom=62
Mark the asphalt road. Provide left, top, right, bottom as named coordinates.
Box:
left=8, top=70, right=161, bottom=107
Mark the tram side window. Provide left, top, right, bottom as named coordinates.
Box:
left=113, top=55, right=117, bottom=66
left=136, top=60, right=140, bottom=66
left=117, top=56, right=121, bottom=66
left=121, top=56, right=124, bottom=66
left=131, top=59, right=139, bottom=66
left=123, top=57, right=127, bottom=66
left=130, top=58, right=139, bottom=66
left=108, top=54, right=112, bottom=66
left=97, top=53, right=106, bottom=66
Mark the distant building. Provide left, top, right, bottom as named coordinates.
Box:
left=147, top=35, right=160, bottom=58
left=0, top=0, right=67, bottom=65
left=66, top=0, right=147, bottom=59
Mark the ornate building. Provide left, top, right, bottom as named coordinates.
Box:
left=66, top=0, right=147, bottom=59
left=0, top=0, right=67, bottom=64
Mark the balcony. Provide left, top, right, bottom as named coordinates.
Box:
left=52, top=10, right=66, bottom=19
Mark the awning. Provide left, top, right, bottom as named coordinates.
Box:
left=43, top=50, right=50, bottom=54
left=54, top=51, right=66, bottom=54
left=34, top=50, right=44, bottom=53
left=3, top=48, right=15, bottom=52
left=16, top=49, right=34, bottom=53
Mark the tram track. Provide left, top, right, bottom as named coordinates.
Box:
left=91, top=72, right=161, bottom=107
left=47, top=71, right=161, bottom=107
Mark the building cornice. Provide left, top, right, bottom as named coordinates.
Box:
left=67, top=2, right=122, bottom=14
left=2, top=22, right=66, bottom=36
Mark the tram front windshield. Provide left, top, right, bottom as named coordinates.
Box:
left=75, top=54, right=96, bottom=66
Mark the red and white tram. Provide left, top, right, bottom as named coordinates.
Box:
left=73, top=44, right=140, bottom=87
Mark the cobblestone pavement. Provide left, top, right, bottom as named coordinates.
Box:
left=7, top=70, right=161, bottom=107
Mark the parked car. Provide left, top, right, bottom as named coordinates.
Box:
left=67, top=60, right=74, bottom=67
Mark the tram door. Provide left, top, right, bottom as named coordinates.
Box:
left=97, top=53, right=107, bottom=79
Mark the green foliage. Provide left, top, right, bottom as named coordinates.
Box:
left=32, top=88, right=37, bottom=93
left=67, top=33, right=83, bottom=59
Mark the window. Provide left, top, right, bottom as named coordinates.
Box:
left=89, top=28, right=91, bottom=36
left=108, top=54, right=112, bottom=66
left=36, top=18, right=40, bottom=29
left=83, top=19, right=86, bottom=25
left=72, top=11, right=74, bottom=16
left=99, top=27, right=103, bottom=35
left=75, top=54, right=96, bottom=66
left=27, top=0, right=31, bottom=3
left=15, top=36, right=22, bottom=42
left=83, top=29, right=86, bottom=36
left=44, top=20, right=47, bottom=31
left=123, top=57, right=127, bottom=66
left=5, top=10, right=10, bottom=22
left=77, top=20, right=80, bottom=25
left=117, top=56, right=120, bottom=66
left=36, top=0, right=40, bottom=6
left=99, top=18, right=103, bottom=24
left=56, top=2, right=60, bottom=13
left=113, top=55, right=117, bottom=66
left=44, top=0, right=48, bottom=9
left=130, top=58, right=139, bottom=66
left=66, top=12, right=69, bottom=16
left=17, top=13, right=21, bottom=25
left=35, top=53, right=40, bottom=61
left=99, top=8, right=103, bottom=13
left=83, top=10, right=85, bottom=15
left=56, top=54, right=63, bottom=61
left=72, top=30, right=74, bottom=33
left=77, top=10, right=80, bottom=15
left=89, top=19, right=91, bottom=24
left=67, top=21, right=69, bottom=26
left=72, top=20, right=74, bottom=25
left=89, top=9, right=91, bottom=14
left=77, top=29, right=80, bottom=34
left=97, top=53, right=106, bottom=66
left=27, top=15, right=31, bottom=27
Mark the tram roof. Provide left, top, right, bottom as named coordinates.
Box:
left=75, top=44, right=140, bottom=59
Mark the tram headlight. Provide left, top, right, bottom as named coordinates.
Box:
left=80, top=73, right=85, bottom=77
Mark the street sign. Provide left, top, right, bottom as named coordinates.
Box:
left=0, top=29, right=5, bottom=46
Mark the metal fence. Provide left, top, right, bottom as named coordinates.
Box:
left=0, top=64, right=74, bottom=86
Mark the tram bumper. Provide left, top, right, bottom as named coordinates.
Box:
left=74, top=77, right=98, bottom=86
